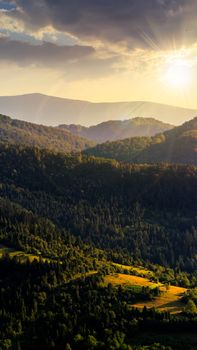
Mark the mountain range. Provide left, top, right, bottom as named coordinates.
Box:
left=0, top=93, right=197, bottom=126
left=0, top=113, right=174, bottom=152
left=0, top=114, right=95, bottom=153
left=85, top=117, right=197, bottom=165
left=0, top=112, right=196, bottom=165
left=59, top=117, right=174, bottom=143
left=0, top=99, right=197, bottom=349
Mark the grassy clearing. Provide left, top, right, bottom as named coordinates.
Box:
left=133, top=284, right=186, bottom=314
left=103, top=273, right=160, bottom=288
left=0, top=245, right=187, bottom=314
left=0, top=244, right=51, bottom=263
left=103, top=273, right=186, bottom=314
left=112, top=263, right=154, bottom=278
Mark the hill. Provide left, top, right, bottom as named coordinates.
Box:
left=85, top=117, right=197, bottom=165
left=0, top=143, right=197, bottom=272
left=59, top=117, right=174, bottom=143
left=0, top=93, right=196, bottom=125
left=136, top=117, right=197, bottom=164
left=0, top=144, right=197, bottom=349
left=0, top=114, right=95, bottom=153
left=103, top=273, right=186, bottom=314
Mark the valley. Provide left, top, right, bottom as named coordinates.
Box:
left=0, top=112, right=196, bottom=349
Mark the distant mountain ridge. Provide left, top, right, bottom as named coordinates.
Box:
left=85, top=117, right=197, bottom=165
left=59, top=117, right=174, bottom=143
left=0, top=93, right=197, bottom=126
left=0, top=114, right=95, bottom=153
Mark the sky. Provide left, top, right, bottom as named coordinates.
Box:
left=1, top=0, right=197, bottom=108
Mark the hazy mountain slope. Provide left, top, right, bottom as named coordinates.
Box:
left=84, top=135, right=164, bottom=162
left=85, top=117, right=197, bottom=165
left=136, top=117, right=197, bottom=165
left=59, top=117, right=174, bottom=143
left=0, top=114, right=95, bottom=153
left=0, top=93, right=196, bottom=126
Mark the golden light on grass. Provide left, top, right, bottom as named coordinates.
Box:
left=103, top=273, right=187, bottom=314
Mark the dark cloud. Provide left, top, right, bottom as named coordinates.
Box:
left=0, top=36, right=121, bottom=79
left=9, top=0, right=197, bottom=49
left=0, top=37, right=94, bottom=66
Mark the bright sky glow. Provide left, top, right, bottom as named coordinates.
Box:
left=162, top=56, right=192, bottom=89
left=1, top=0, right=197, bottom=112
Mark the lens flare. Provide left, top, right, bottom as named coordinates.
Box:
left=162, top=57, right=192, bottom=89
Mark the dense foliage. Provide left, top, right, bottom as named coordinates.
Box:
left=1, top=257, right=197, bottom=350
left=85, top=135, right=163, bottom=162
left=0, top=144, right=197, bottom=272
left=0, top=144, right=197, bottom=349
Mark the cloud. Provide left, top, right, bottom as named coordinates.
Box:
left=6, top=0, right=197, bottom=49
left=0, top=37, right=94, bottom=66
left=0, top=36, right=122, bottom=80
left=2, top=0, right=197, bottom=83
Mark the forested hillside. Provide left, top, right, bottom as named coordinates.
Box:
left=0, top=144, right=197, bottom=349
left=59, top=118, right=174, bottom=143
left=1, top=144, right=197, bottom=271
left=0, top=114, right=95, bottom=153
left=85, top=117, right=197, bottom=165
left=136, top=117, right=197, bottom=164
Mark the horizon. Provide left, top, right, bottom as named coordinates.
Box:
left=1, top=91, right=197, bottom=111
left=1, top=92, right=197, bottom=126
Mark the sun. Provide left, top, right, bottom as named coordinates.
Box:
left=162, top=57, right=191, bottom=89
